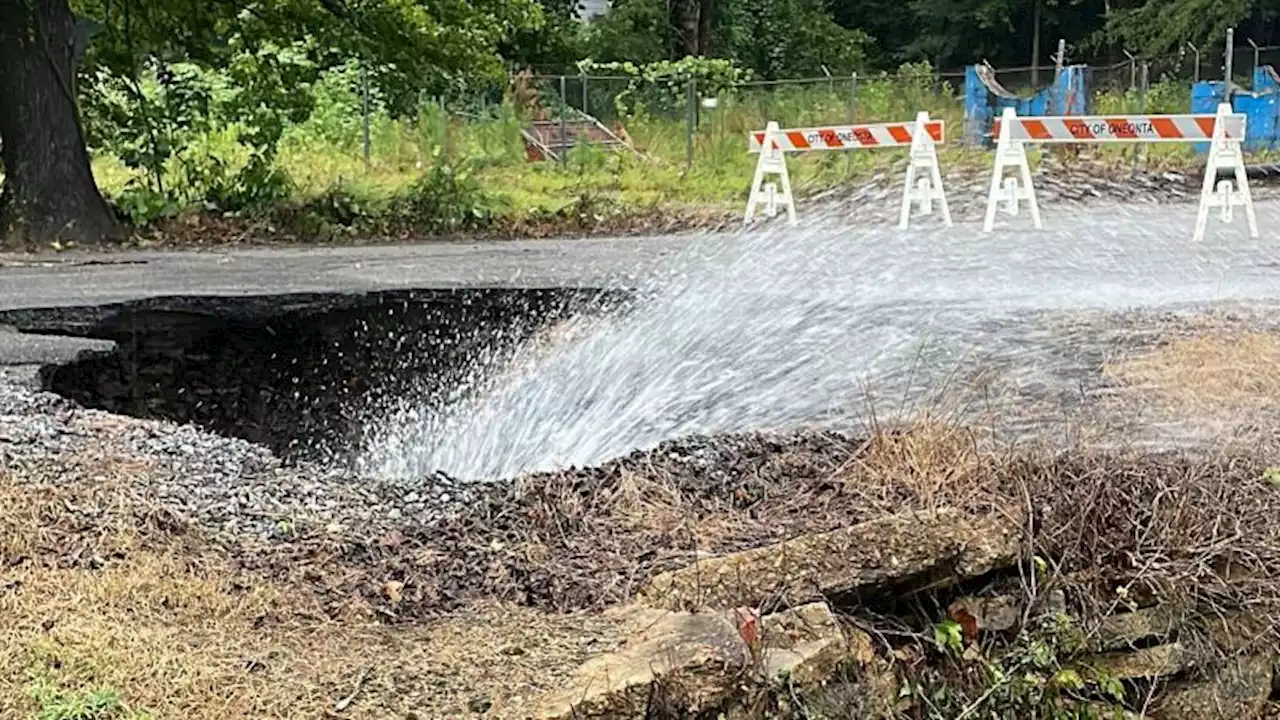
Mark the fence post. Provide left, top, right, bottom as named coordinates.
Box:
left=1137, top=61, right=1149, bottom=165
left=1187, top=42, right=1201, bottom=84
left=360, top=61, right=371, bottom=166
left=845, top=72, right=857, bottom=123
left=1225, top=28, right=1234, bottom=89
left=1248, top=38, right=1260, bottom=80
left=581, top=72, right=588, bottom=115
left=1139, top=62, right=1148, bottom=112
left=559, top=75, right=568, bottom=166
left=1123, top=50, right=1137, bottom=91
left=847, top=73, right=858, bottom=180
left=440, top=96, right=449, bottom=159
left=685, top=78, right=696, bottom=170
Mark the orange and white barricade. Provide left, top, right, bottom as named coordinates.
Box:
left=985, top=103, right=1256, bottom=242
left=746, top=112, right=950, bottom=228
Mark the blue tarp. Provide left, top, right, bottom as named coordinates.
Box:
left=964, top=61, right=1280, bottom=150
left=964, top=65, right=1088, bottom=145
left=1190, top=67, right=1280, bottom=152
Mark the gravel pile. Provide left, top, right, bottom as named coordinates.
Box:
left=0, top=365, right=486, bottom=544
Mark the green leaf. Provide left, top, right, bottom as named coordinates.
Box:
left=1052, top=668, right=1084, bottom=690
left=1263, top=467, right=1280, bottom=486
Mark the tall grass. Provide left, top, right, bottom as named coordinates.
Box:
left=89, top=67, right=1241, bottom=231
left=90, top=74, right=967, bottom=226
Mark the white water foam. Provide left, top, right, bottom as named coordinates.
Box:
left=360, top=201, right=1280, bottom=481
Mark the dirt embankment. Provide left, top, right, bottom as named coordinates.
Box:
left=5, top=314, right=1280, bottom=718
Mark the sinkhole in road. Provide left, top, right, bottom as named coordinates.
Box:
left=6, top=288, right=619, bottom=464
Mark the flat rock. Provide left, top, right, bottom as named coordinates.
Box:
left=1095, top=605, right=1184, bottom=651
left=948, top=593, right=1022, bottom=634
left=760, top=602, right=853, bottom=685
left=528, top=610, right=748, bottom=719
left=1157, top=654, right=1274, bottom=720
left=528, top=602, right=869, bottom=719
left=638, top=507, right=1023, bottom=611
left=1083, top=643, right=1188, bottom=680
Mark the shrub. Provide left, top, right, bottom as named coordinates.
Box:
left=395, top=153, right=498, bottom=232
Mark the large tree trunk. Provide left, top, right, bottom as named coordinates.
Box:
left=0, top=0, right=119, bottom=248
left=670, top=0, right=701, bottom=58
left=696, top=0, right=713, bottom=55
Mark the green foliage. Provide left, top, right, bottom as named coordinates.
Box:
left=394, top=153, right=498, bottom=232
left=81, top=60, right=224, bottom=188
left=502, top=0, right=590, bottom=72
left=856, top=62, right=959, bottom=124
left=583, top=0, right=867, bottom=79
left=301, top=61, right=389, bottom=151
left=83, top=51, right=301, bottom=216
left=220, top=39, right=320, bottom=154
left=1094, top=78, right=1190, bottom=115
left=581, top=0, right=673, bottom=66
left=717, top=0, right=869, bottom=78
left=1264, top=467, right=1280, bottom=487
left=27, top=678, right=151, bottom=720
left=907, top=611, right=1112, bottom=720
left=933, top=617, right=965, bottom=656
left=71, top=0, right=544, bottom=101
left=577, top=57, right=753, bottom=116
left=35, top=689, right=125, bottom=720
left=308, top=181, right=377, bottom=227
left=110, top=185, right=179, bottom=226
left=1099, top=0, right=1258, bottom=60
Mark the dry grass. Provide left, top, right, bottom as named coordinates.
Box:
left=0, top=471, right=626, bottom=720
left=1104, top=330, right=1280, bottom=420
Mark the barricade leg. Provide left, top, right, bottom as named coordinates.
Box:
left=930, top=146, right=953, bottom=227
left=1234, top=151, right=1259, bottom=239
left=1194, top=103, right=1257, bottom=242
left=983, top=107, right=1041, bottom=232
left=745, top=121, right=796, bottom=225
left=1019, top=146, right=1042, bottom=230
left=899, top=111, right=951, bottom=229
left=899, top=160, right=919, bottom=229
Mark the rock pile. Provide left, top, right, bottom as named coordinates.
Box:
left=518, top=505, right=1280, bottom=720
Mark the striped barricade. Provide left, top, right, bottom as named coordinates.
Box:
left=746, top=112, right=950, bottom=228
left=985, top=103, right=1256, bottom=242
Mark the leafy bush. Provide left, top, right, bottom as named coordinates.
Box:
left=293, top=60, right=389, bottom=151
left=82, top=41, right=315, bottom=221
left=581, top=0, right=869, bottom=80
left=576, top=57, right=754, bottom=117
left=205, top=155, right=296, bottom=213
left=716, top=0, right=869, bottom=79
left=308, top=181, right=376, bottom=227
left=109, top=184, right=179, bottom=227
left=857, top=61, right=959, bottom=124
left=395, top=153, right=498, bottom=232
left=1094, top=78, right=1190, bottom=115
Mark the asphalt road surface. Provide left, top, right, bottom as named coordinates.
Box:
left=2, top=199, right=1279, bottom=369
left=0, top=235, right=688, bottom=363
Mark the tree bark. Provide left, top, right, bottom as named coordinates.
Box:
left=670, top=0, right=701, bottom=58
left=0, top=0, right=119, bottom=248
left=696, top=0, right=713, bottom=55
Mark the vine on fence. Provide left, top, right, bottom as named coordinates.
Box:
left=575, top=58, right=754, bottom=117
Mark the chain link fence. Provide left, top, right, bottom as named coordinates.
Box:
left=341, top=44, right=1280, bottom=169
